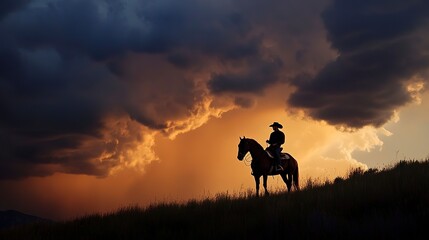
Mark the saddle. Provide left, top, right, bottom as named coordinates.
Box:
left=264, top=149, right=290, bottom=174
left=265, top=148, right=291, bottom=160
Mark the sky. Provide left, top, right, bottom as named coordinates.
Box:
left=1, top=0, right=429, bottom=220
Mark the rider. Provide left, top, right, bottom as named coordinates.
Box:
left=266, top=122, right=285, bottom=171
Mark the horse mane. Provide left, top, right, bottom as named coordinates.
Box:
left=245, top=138, right=265, bottom=152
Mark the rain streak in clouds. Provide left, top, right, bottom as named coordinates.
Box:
left=1, top=0, right=428, bottom=179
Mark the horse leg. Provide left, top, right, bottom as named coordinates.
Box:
left=254, top=175, right=260, bottom=197
left=293, top=166, right=300, bottom=191
left=287, top=173, right=294, bottom=192
left=263, top=175, right=269, bottom=196
left=281, top=173, right=292, bottom=192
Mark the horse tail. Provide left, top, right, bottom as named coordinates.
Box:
left=293, top=163, right=300, bottom=191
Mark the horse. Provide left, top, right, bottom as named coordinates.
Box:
left=237, top=137, right=299, bottom=196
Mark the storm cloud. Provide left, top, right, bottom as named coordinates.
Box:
left=289, top=0, right=429, bottom=128
left=5, top=0, right=421, bottom=180
left=3, top=0, right=319, bottom=179
left=208, top=57, right=283, bottom=94
left=0, top=0, right=30, bottom=19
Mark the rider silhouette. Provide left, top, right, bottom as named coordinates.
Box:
left=266, top=122, right=285, bottom=171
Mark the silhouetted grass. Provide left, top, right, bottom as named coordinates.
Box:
left=1, top=159, right=429, bottom=239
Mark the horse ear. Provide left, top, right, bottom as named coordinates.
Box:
left=243, top=136, right=246, bottom=139
left=239, top=137, right=242, bottom=140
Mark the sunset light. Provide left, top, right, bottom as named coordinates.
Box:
left=1, top=1, right=429, bottom=235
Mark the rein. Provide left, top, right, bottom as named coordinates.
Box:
left=243, top=152, right=252, bottom=166
left=241, top=139, right=266, bottom=166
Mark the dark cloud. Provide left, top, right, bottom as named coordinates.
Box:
left=208, top=58, right=283, bottom=94
left=234, top=96, right=255, bottom=108
left=0, top=0, right=273, bottom=179
left=3, top=0, right=260, bottom=61
left=289, top=0, right=429, bottom=128
left=167, top=53, right=194, bottom=69
left=0, top=0, right=329, bottom=179
left=0, top=50, right=119, bottom=179
left=0, top=0, right=30, bottom=19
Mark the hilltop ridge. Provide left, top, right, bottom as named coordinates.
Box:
left=1, top=159, right=428, bottom=239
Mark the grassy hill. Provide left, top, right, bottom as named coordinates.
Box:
left=1, top=159, right=429, bottom=239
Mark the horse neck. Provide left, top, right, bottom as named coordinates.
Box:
left=247, top=139, right=266, bottom=160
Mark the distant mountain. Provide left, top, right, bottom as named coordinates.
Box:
left=0, top=210, right=51, bottom=230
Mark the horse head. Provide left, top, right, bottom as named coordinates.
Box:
left=237, top=136, right=249, bottom=160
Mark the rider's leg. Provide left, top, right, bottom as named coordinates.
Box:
left=274, top=147, right=282, bottom=170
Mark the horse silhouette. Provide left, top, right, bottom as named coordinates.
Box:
left=237, top=137, right=299, bottom=196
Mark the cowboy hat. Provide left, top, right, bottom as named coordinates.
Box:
left=269, top=122, right=283, bottom=128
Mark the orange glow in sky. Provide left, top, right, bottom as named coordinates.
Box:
left=1, top=87, right=428, bottom=220
left=1, top=0, right=429, bottom=222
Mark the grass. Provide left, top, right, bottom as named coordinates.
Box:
left=1, top=159, right=429, bottom=239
